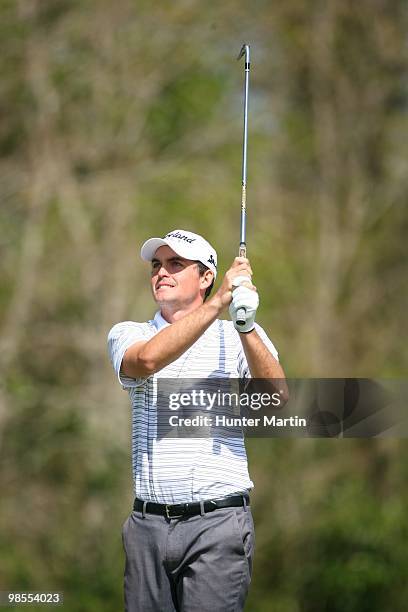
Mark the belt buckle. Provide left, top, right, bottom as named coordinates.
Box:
left=165, top=504, right=185, bottom=519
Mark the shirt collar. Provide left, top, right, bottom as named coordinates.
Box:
left=152, top=310, right=171, bottom=330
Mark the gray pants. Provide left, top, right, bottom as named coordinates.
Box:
left=121, top=505, right=255, bottom=612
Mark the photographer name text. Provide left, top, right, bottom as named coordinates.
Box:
left=168, top=415, right=307, bottom=428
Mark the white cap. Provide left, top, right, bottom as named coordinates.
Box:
left=141, top=229, right=217, bottom=278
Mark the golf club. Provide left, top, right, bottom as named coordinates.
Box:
left=236, top=43, right=250, bottom=326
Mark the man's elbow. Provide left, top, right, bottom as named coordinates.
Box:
left=278, top=385, right=290, bottom=407
left=122, top=349, right=157, bottom=378
left=274, top=363, right=289, bottom=406
left=268, top=378, right=289, bottom=408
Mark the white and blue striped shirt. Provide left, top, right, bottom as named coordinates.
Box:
left=107, top=311, right=279, bottom=504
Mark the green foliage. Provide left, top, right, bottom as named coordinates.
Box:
left=146, top=67, right=225, bottom=153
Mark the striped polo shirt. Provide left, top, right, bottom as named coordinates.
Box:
left=107, top=311, right=279, bottom=504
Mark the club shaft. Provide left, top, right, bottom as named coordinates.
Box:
left=236, top=44, right=250, bottom=328
left=240, top=45, right=250, bottom=249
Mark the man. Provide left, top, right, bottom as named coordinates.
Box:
left=107, top=229, right=286, bottom=612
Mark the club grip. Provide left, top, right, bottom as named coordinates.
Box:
left=236, top=307, right=246, bottom=326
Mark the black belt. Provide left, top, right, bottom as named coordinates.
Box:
left=133, top=493, right=250, bottom=519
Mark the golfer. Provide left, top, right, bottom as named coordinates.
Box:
left=107, top=229, right=286, bottom=612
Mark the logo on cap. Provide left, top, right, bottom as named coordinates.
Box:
left=166, top=231, right=196, bottom=244
left=208, top=254, right=216, bottom=268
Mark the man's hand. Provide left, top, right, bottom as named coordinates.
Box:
left=209, top=257, right=254, bottom=311
left=209, top=257, right=258, bottom=332
left=229, top=285, right=259, bottom=333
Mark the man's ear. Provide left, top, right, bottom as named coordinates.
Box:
left=200, top=269, right=214, bottom=289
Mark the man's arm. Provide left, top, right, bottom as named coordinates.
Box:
left=239, top=329, right=289, bottom=402
left=228, top=269, right=289, bottom=401
left=122, top=257, right=251, bottom=378
left=122, top=300, right=220, bottom=378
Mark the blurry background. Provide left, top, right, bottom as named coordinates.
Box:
left=0, top=0, right=407, bottom=610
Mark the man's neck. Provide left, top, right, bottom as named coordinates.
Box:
left=159, top=299, right=204, bottom=324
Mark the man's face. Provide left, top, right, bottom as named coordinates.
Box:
left=150, top=245, right=206, bottom=308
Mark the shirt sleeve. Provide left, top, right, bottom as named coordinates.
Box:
left=238, top=322, right=279, bottom=379
left=107, top=321, right=151, bottom=388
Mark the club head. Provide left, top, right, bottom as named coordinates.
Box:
left=237, top=43, right=250, bottom=61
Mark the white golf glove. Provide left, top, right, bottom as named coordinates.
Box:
left=229, top=276, right=259, bottom=333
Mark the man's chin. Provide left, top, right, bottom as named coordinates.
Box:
left=154, top=289, right=179, bottom=305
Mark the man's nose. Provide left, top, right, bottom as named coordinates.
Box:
left=157, top=265, right=170, bottom=277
